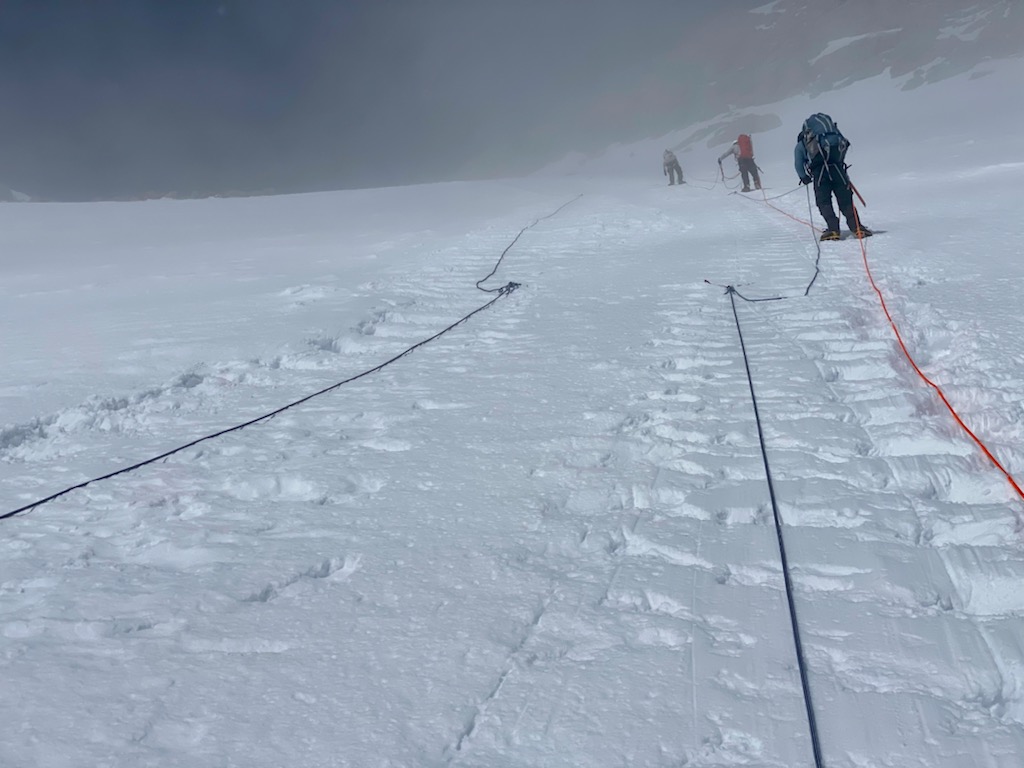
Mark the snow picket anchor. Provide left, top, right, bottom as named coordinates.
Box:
left=498, top=281, right=521, bottom=296
left=704, top=279, right=785, bottom=304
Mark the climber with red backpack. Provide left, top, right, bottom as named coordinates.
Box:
left=795, top=113, right=872, bottom=241
left=718, top=133, right=761, bottom=192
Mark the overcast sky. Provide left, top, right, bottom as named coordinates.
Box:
left=0, top=1, right=728, bottom=200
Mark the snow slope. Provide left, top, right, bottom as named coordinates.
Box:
left=2, top=60, right=1024, bottom=768
left=547, top=0, right=1023, bottom=170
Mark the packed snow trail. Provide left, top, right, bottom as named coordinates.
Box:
left=2, top=175, right=1024, bottom=767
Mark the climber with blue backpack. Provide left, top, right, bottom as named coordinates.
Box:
left=794, top=113, right=872, bottom=241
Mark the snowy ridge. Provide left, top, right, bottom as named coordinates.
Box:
left=676, top=0, right=1021, bottom=119
left=549, top=0, right=1022, bottom=175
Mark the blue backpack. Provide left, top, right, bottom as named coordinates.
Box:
left=801, top=113, right=849, bottom=167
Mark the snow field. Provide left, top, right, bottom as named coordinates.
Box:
left=3, top=88, right=1024, bottom=766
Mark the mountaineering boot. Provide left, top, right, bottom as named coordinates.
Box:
left=755, top=181, right=762, bottom=190
left=851, top=226, right=873, bottom=238
left=741, top=186, right=751, bottom=192
left=820, top=229, right=841, bottom=241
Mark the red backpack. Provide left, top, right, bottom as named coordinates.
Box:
left=737, top=134, right=754, bottom=159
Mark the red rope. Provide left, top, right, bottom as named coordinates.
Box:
left=760, top=188, right=814, bottom=231
left=747, top=185, right=1024, bottom=503
left=851, top=209, right=1024, bottom=502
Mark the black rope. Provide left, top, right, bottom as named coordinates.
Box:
left=724, top=285, right=826, bottom=768
left=2, top=292, right=511, bottom=521
left=801, top=183, right=823, bottom=296
left=4, top=196, right=582, bottom=521
left=719, top=184, right=822, bottom=303
left=476, top=194, right=582, bottom=293
left=704, top=279, right=784, bottom=303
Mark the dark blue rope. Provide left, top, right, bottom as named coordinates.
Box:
left=723, top=184, right=822, bottom=302
left=725, top=285, right=826, bottom=768
left=4, top=196, right=584, bottom=521
left=2, top=290, right=515, bottom=521
left=801, top=183, right=823, bottom=296
left=476, top=194, right=582, bottom=292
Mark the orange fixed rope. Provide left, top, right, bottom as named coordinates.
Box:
left=851, top=211, right=1024, bottom=503
left=760, top=188, right=815, bottom=231
left=746, top=184, right=1024, bottom=502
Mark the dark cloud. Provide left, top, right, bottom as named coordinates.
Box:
left=0, top=0, right=724, bottom=199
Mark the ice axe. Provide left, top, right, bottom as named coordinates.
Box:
left=849, top=179, right=867, bottom=207
left=845, top=165, right=867, bottom=207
